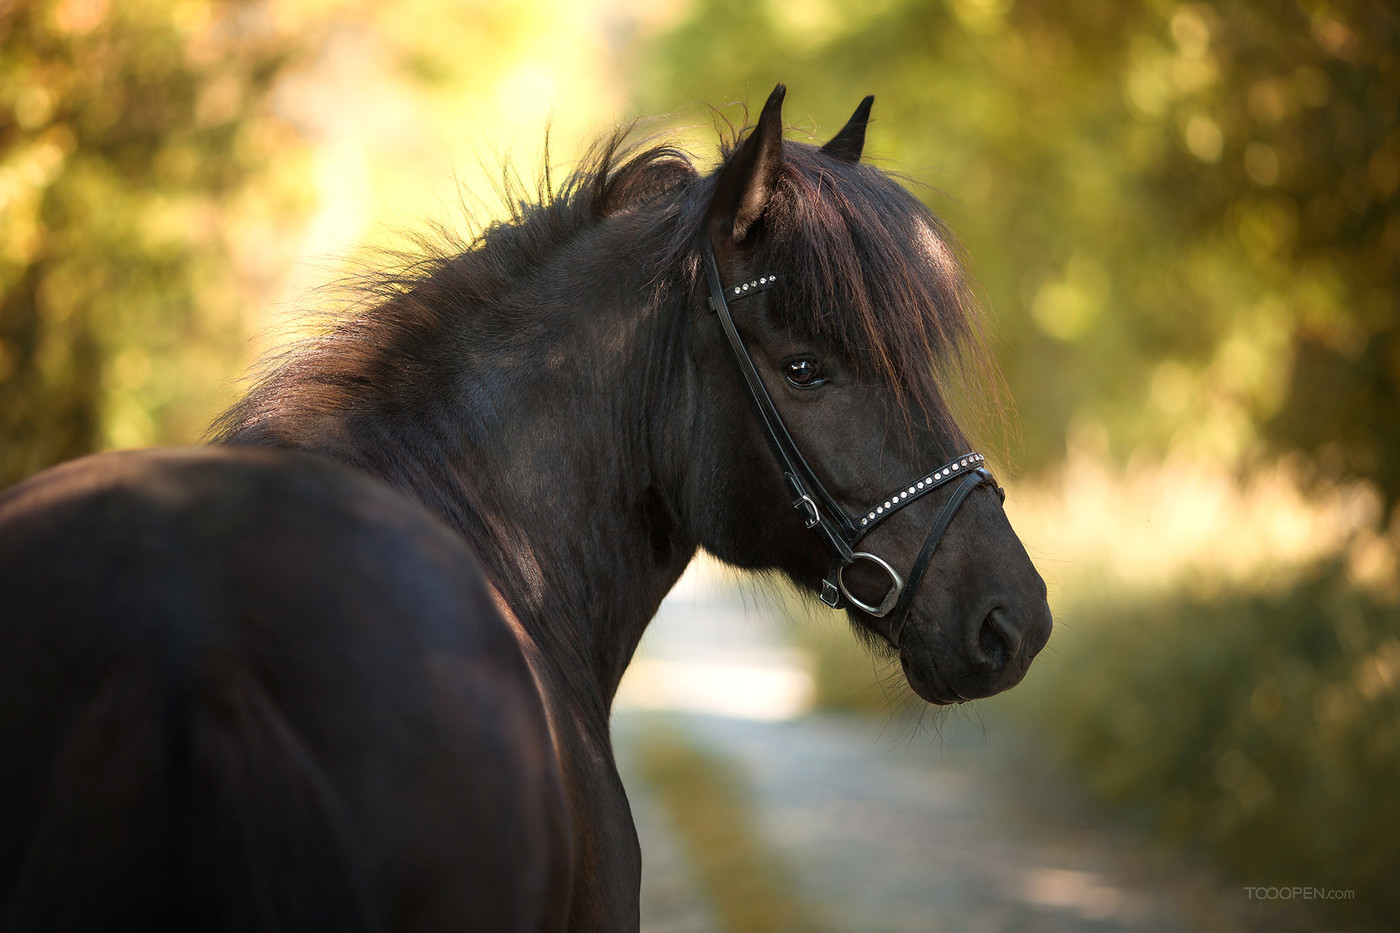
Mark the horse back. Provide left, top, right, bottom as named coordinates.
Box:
left=0, top=447, right=571, bottom=931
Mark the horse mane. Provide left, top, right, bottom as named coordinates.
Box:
left=209, top=127, right=700, bottom=447
left=212, top=119, right=1002, bottom=453
left=766, top=143, right=998, bottom=437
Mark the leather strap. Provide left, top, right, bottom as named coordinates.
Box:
left=886, top=468, right=994, bottom=625
left=701, top=239, right=859, bottom=561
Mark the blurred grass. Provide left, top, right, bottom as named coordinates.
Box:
left=633, top=720, right=826, bottom=933
left=1005, top=560, right=1399, bottom=929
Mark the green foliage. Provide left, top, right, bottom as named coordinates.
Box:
left=638, top=0, right=1400, bottom=517
left=1011, top=564, right=1400, bottom=928
left=0, top=0, right=309, bottom=486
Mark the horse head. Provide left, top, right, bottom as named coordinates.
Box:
left=687, top=85, right=1051, bottom=704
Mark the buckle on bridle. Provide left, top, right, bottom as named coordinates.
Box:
left=785, top=472, right=821, bottom=529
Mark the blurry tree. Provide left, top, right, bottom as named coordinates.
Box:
left=638, top=0, right=1399, bottom=520
left=0, top=0, right=666, bottom=489
left=0, top=0, right=309, bottom=487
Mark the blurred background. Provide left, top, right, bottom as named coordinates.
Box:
left=1, top=0, right=1395, bottom=929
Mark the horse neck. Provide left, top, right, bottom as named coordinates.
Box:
left=239, top=225, right=700, bottom=719
left=447, top=269, right=698, bottom=714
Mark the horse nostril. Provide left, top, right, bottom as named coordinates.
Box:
left=974, top=607, right=1023, bottom=673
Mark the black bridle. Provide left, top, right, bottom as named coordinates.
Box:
left=701, top=239, right=1003, bottom=624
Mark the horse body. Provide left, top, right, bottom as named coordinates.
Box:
left=0, top=447, right=570, bottom=930
left=0, top=87, right=1051, bottom=930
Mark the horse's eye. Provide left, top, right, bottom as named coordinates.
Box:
left=784, top=358, right=826, bottom=388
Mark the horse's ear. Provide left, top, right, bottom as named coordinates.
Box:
left=820, top=95, right=874, bottom=163
left=708, top=83, right=786, bottom=245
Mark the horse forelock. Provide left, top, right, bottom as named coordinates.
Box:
left=756, top=143, right=1002, bottom=442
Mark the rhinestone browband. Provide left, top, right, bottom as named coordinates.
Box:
left=859, top=453, right=986, bottom=531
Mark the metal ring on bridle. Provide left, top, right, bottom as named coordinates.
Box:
left=836, top=552, right=904, bottom=618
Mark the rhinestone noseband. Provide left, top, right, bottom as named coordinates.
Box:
left=701, top=239, right=1003, bottom=622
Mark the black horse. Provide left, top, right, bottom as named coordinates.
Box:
left=0, top=86, right=1051, bottom=931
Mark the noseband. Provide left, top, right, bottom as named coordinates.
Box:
left=701, top=240, right=1003, bottom=625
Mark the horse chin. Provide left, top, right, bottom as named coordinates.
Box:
left=896, top=628, right=964, bottom=706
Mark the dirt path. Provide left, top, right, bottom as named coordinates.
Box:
left=610, top=563, right=1324, bottom=933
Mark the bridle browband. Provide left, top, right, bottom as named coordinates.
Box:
left=700, top=238, right=1003, bottom=626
